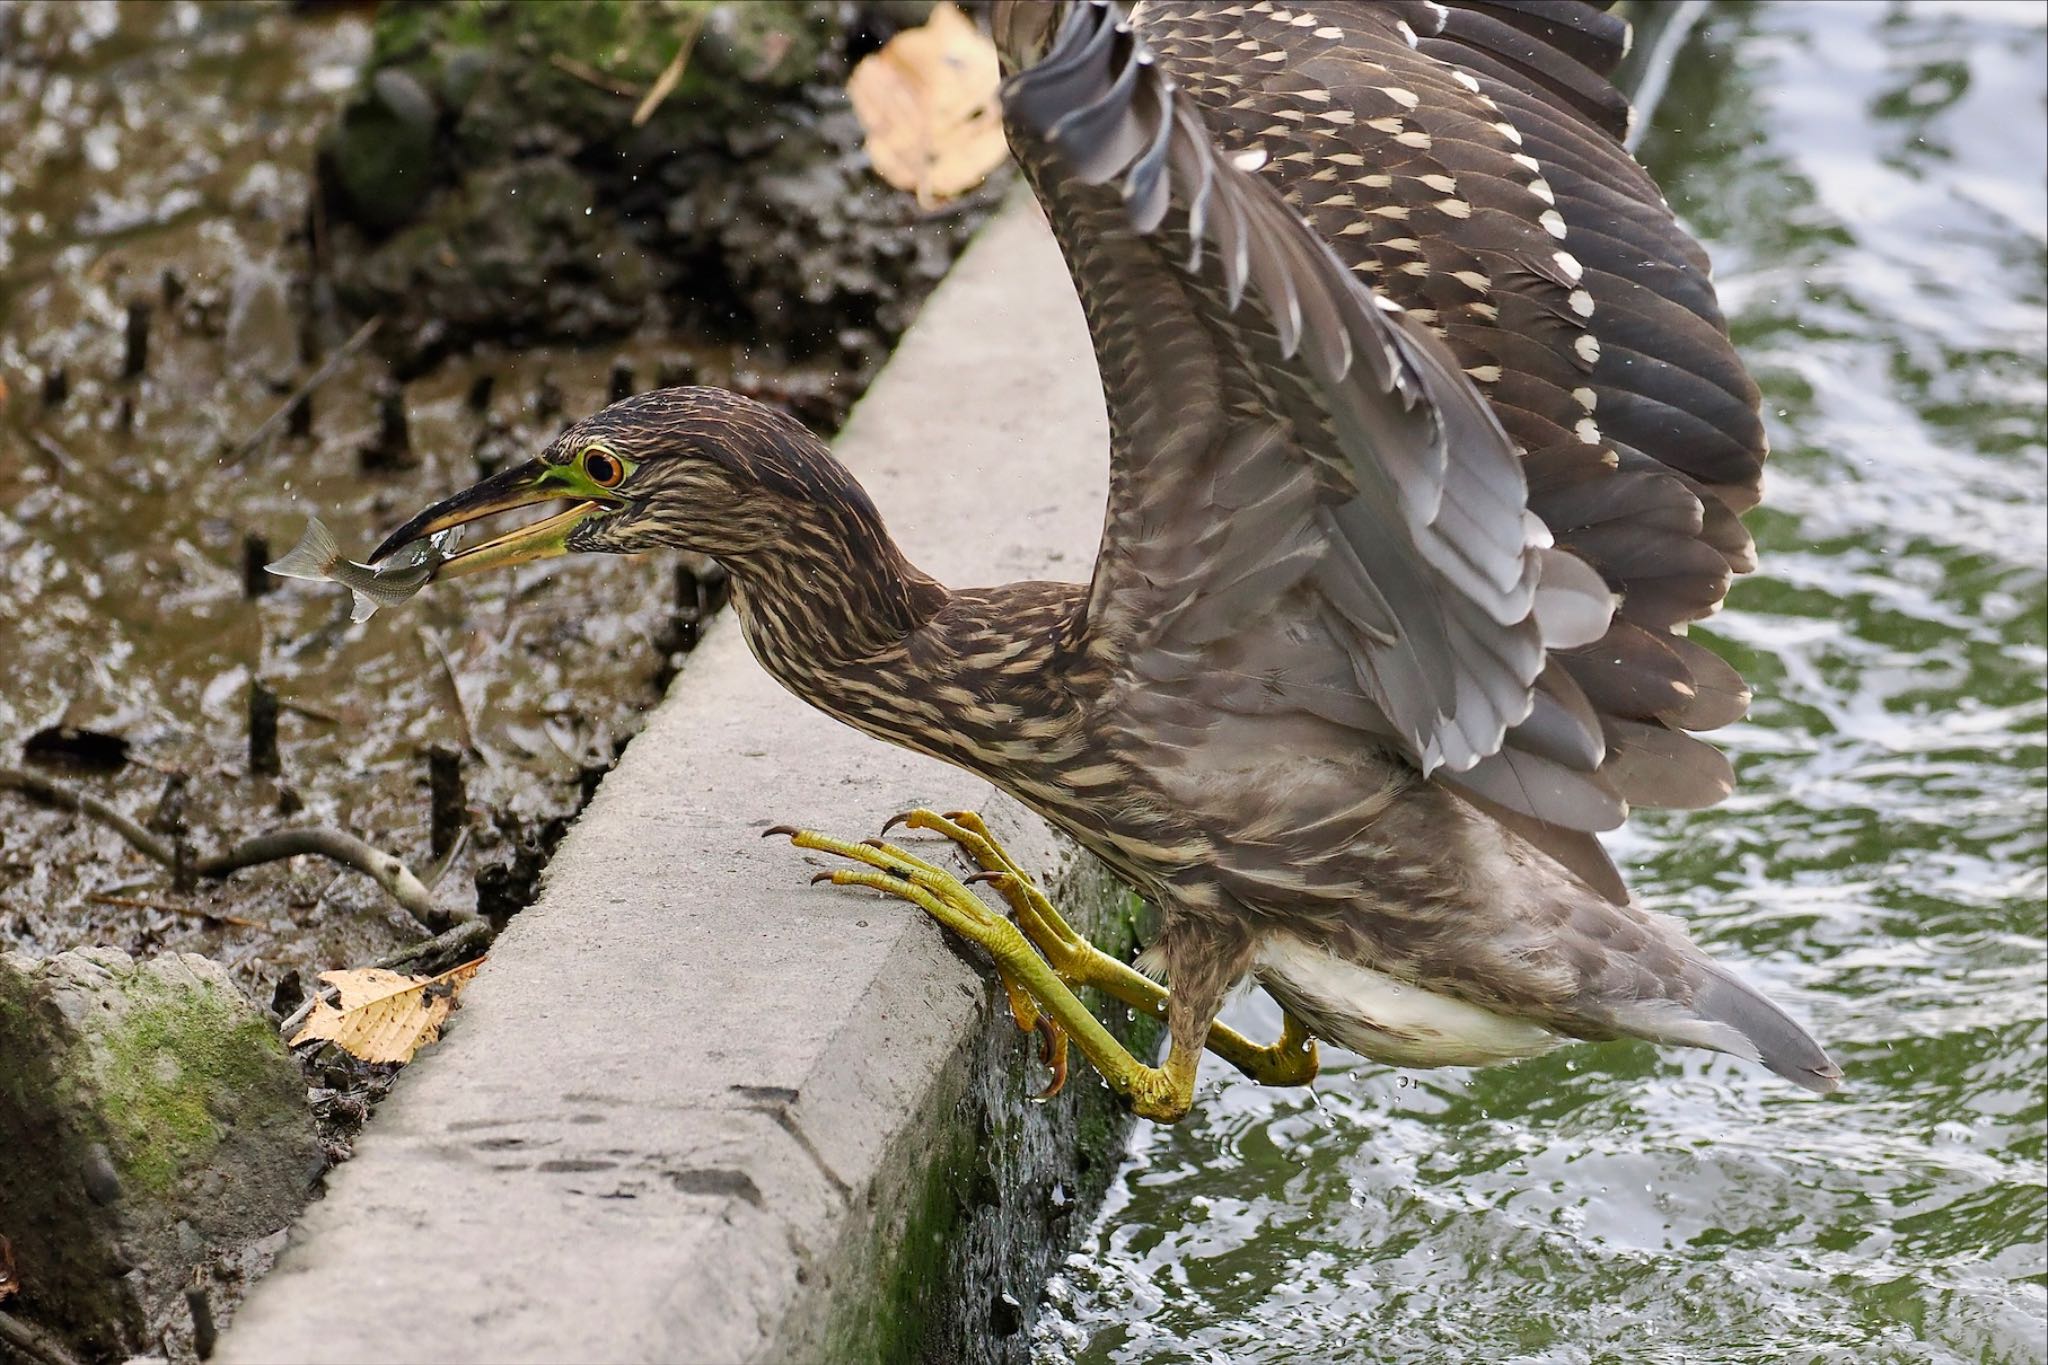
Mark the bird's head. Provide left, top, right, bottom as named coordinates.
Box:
left=371, top=387, right=862, bottom=577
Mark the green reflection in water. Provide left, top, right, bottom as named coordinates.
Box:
left=1039, top=4, right=2047, bottom=1362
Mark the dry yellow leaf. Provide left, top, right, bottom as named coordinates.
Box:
left=290, top=959, right=484, bottom=1064
left=848, top=2, right=1007, bottom=209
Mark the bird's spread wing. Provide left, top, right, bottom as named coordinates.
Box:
left=1003, top=1, right=1764, bottom=900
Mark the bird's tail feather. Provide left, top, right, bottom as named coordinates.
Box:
left=1689, top=960, right=1842, bottom=1094
left=1601, top=934, right=1841, bottom=1094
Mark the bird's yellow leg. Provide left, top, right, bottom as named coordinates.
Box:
left=769, top=826, right=1068, bottom=1092
left=769, top=827, right=1197, bottom=1121
left=883, top=809, right=1321, bottom=1089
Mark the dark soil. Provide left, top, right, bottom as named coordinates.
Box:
left=0, top=5, right=1001, bottom=1357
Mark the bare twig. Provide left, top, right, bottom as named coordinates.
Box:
left=280, top=698, right=345, bottom=725
left=633, top=10, right=706, bottom=127
left=198, top=830, right=456, bottom=931
left=0, top=765, right=171, bottom=862
left=86, top=893, right=263, bottom=929
left=0, top=766, right=462, bottom=932
left=549, top=53, right=639, bottom=97
left=275, top=988, right=323, bottom=1040
left=231, top=316, right=382, bottom=464
left=379, top=916, right=494, bottom=975
left=423, top=825, right=470, bottom=892
left=28, top=431, right=71, bottom=469
left=0, top=1309, right=87, bottom=1365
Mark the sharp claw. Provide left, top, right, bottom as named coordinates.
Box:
left=1032, top=1018, right=1070, bottom=1101
left=964, top=870, right=1007, bottom=886
left=763, top=825, right=801, bottom=839
left=880, top=811, right=914, bottom=836
left=808, top=871, right=837, bottom=886
left=859, top=837, right=888, bottom=849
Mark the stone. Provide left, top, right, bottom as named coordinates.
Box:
left=0, top=948, right=322, bottom=1362
left=317, top=66, right=442, bottom=236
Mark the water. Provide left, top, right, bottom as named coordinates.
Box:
left=1038, top=4, right=2048, bottom=1362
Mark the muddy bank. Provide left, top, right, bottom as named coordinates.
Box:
left=0, top=2, right=1002, bottom=1358
left=0, top=0, right=998, bottom=994
left=313, top=0, right=1001, bottom=408
left=3, top=1, right=654, bottom=996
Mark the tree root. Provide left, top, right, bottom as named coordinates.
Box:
left=0, top=1308, right=86, bottom=1365
left=0, top=766, right=467, bottom=933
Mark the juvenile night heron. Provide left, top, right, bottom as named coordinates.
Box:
left=376, top=0, right=1840, bottom=1120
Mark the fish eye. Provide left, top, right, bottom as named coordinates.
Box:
left=583, top=448, right=624, bottom=488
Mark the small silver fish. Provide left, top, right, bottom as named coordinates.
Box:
left=266, top=516, right=461, bottom=623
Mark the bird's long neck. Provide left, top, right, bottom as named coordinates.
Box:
left=720, top=497, right=1096, bottom=795
left=721, top=496, right=950, bottom=688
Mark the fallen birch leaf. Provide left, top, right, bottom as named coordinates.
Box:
left=848, top=2, right=1006, bottom=208
left=289, top=959, right=483, bottom=1064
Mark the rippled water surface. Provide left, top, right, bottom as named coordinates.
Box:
left=1039, top=4, right=2047, bottom=1361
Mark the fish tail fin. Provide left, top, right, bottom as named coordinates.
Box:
left=266, top=517, right=342, bottom=582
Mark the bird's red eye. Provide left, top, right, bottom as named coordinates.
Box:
left=584, top=450, right=623, bottom=488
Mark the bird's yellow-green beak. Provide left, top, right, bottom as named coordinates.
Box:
left=370, top=459, right=616, bottom=579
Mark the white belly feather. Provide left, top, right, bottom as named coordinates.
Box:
left=1253, top=932, right=1562, bottom=1069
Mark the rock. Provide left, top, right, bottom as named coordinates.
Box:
left=0, top=948, right=322, bottom=1362
left=317, top=65, right=442, bottom=235
left=331, top=158, right=662, bottom=361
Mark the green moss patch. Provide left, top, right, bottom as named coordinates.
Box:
left=81, top=974, right=292, bottom=1196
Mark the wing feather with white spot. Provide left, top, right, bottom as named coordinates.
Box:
left=1000, top=0, right=1769, bottom=902
left=1151, top=1, right=1766, bottom=884
left=1002, top=1, right=1616, bottom=811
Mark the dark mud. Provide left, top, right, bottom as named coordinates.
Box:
left=0, top=0, right=995, bottom=1006
left=2, top=3, right=1001, bottom=1356
left=313, top=0, right=993, bottom=391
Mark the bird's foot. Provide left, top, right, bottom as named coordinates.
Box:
left=880, top=809, right=1096, bottom=971
left=764, top=821, right=1199, bottom=1115
left=763, top=823, right=1074, bottom=1095
left=1230, top=1010, right=1321, bottom=1087
left=874, top=809, right=1322, bottom=1090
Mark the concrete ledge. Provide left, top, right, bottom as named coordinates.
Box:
left=219, top=195, right=1140, bottom=1364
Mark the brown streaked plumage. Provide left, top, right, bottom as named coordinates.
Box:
left=380, top=0, right=1839, bottom=1114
